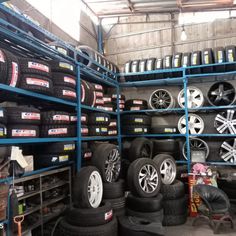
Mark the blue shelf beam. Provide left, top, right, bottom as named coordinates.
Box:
left=81, top=105, right=117, bottom=115
left=122, top=134, right=185, bottom=138
left=82, top=136, right=119, bottom=141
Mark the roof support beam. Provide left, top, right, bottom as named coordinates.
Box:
left=126, top=0, right=135, bottom=12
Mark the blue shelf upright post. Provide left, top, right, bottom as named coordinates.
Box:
left=98, top=19, right=103, bottom=54
left=116, top=82, right=122, bottom=153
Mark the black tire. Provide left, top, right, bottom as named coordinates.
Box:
left=0, top=107, right=7, bottom=124
left=81, top=80, right=95, bottom=106
left=163, top=196, right=188, bottom=215
left=41, top=111, right=70, bottom=125
left=91, top=143, right=121, bottom=183
left=122, top=114, right=151, bottom=126
left=93, top=84, right=104, bottom=92
left=161, top=180, right=185, bottom=200
left=125, top=99, right=148, bottom=109
left=50, top=60, right=76, bottom=75
left=54, top=86, right=77, bottom=101
left=0, top=124, right=7, bottom=138
left=129, top=137, right=153, bottom=162
left=103, top=179, right=125, bottom=199
left=7, top=125, right=39, bottom=138
left=103, top=197, right=126, bottom=216
left=162, top=213, right=187, bottom=226
left=118, top=216, right=165, bottom=236
left=81, top=113, right=88, bottom=125
left=218, top=186, right=236, bottom=199
left=151, top=126, right=178, bottom=134
left=89, top=126, right=108, bottom=136
left=0, top=49, right=8, bottom=85
left=153, top=139, right=179, bottom=154
left=40, top=125, right=70, bottom=137
left=127, top=158, right=161, bottom=198
left=52, top=72, right=76, bottom=88
left=126, top=193, right=163, bottom=212
left=6, top=106, right=41, bottom=125
left=88, top=113, right=110, bottom=125
left=126, top=208, right=164, bottom=223
left=122, top=125, right=150, bottom=135
left=19, top=58, right=51, bottom=77
left=65, top=202, right=113, bottom=227
left=73, top=166, right=103, bottom=209
left=20, top=75, right=53, bottom=95
left=58, top=217, right=117, bottom=236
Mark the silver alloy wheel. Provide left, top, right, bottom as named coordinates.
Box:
left=105, top=148, right=121, bottom=182
left=214, top=110, right=236, bottom=134
left=159, top=157, right=177, bottom=185
left=178, top=114, right=204, bottom=134
left=149, top=89, right=175, bottom=110
left=182, top=138, right=209, bottom=160
left=178, top=86, right=204, bottom=109
left=138, top=164, right=159, bottom=193
left=87, top=171, right=103, bottom=208
left=220, top=139, right=236, bottom=163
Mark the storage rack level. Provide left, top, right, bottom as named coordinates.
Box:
left=119, top=61, right=236, bottom=173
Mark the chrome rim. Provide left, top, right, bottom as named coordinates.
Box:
left=220, top=139, right=236, bottom=163
left=88, top=171, right=103, bottom=208
left=214, top=110, right=236, bottom=134
left=183, top=138, right=209, bottom=160
left=105, top=148, right=121, bottom=182
left=159, top=158, right=176, bottom=185
left=178, top=114, right=204, bottom=134
left=149, top=89, right=174, bottom=110
left=178, top=86, right=204, bottom=108
left=208, top=82, right=236, bottom=106
left=138, top=164, right=158, bottom=193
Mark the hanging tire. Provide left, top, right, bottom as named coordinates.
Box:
left=50, top=60, right=76, bottom=75
left=54, top=86, right=77, bottom=101
left=52, top=72, right=76, bottom=88
left=128, top=137, right=153, bottom=162
left=161, top=180, right=185, bottom=200
left=103, top=179, right=125, bottom=199
left=162, top=213, right=187, bottom=226
left=40, top=125, right=70, bottom=137
left=153, top=154, right=177, bottom=185
left=88, top=113, right=110, bottom=125
left=58, top=217, right=117, bottom=236
left=121, top=114, right=151, bottom=126
left=6, top=107, right=40, bottom=125
left=20, top=75, right=53, bottom=95
left=8, top=125, right=39, bottom=138
left=41, top=111, right=70, bottom=125
left=73, top=166, right=103, bottom=209
left=91, top=143, right=121, bottom=183
left=65, top=202, right=113, bottom=227
left=126, top=193, right=163, bottom=212
left=127, top=158, right=161, bottom=198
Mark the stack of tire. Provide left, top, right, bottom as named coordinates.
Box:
left=88, top=113, right=110, bottom=136
left=33, top=141, right=76, bottom=169
left=69, top=112, right=89, bottom=137
left=93, top=84, right=104, bottom=109
left=108, top=119, right=117, bottom=136
left=50, top=60, right=77, bottom=101
left=103, top=94, right=115, bottom=112
left=6, top=106, right=41, bottom=138
left=124, top=158, right=164, bottom=235
left=57, top=166, right=118, bottom=236
left=111, top=94, right=126, bottom=112
left=0, top=107, right=7, bottom=138
left=91, top=143, right=124, bottom=217
left=122, top=101, right=150, bottom=135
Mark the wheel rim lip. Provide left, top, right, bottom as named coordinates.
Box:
left=182, top=138, right=209, bottom=160
left=178, top=114, right=204, bottom=134
left=105, top=148, right=121, bottom=182
left=138, top=164, right=158, bottom=193
left=88, top=171, right=103, bottom=208
left=149, top=89, right=174, bottom=110
left=160, top=159, right=176, bottom=185
left=220, top=138, right=236, bottom=163
left=178, top=86, right=204, bottom=109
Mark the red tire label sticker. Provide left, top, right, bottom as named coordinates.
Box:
left=26, top=78, right=49, bottom=88
left=109, top=122, right=117, bottom=127
left=103, top=97, right=112, bottom=102
left=53, top=115, right=70, bottom=121
left=84, top=152, right=92, bottom=159
left=12, top=129, right=36, bottom=137
left=22, top=112, right=40, bottom=120
left=81, top=116, right=86, bottom=122
left=28, top=62, right=49, bottom=72
left=95, top=92, right=103, bottom=97
left=130, top=107, right=141, bottom=111
left=103, top=107, right=113, bottom=111
left=133, top=100, right=143, bottom=105
left=10, top=62, right=19, bottom=87
left=71, top=116, right=77, bottom=122
left=94, top=84, right=103, bottom=90
left=81, top=128, right=88, bottom=134
left=108, top=130, right=117, bottom=135
left=59, top=62, right=74, bottom=71
left=48, top=128, right=67, bottom=135
left=95, top=99, right=104, bottom=105
left=63, top=90, right=76, bottom=98
left=105, top=210, right=113, bottom=221
left=81, top=84, right=85, bottom=102
left=64, top=76, right=76, bottom=85
left=0, top=50, right=5, bottom=62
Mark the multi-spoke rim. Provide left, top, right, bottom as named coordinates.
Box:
left=178, top=86, right=204, bottom=109
left=159, top=157, right=176, bottom=185
left=178, top=114, right=204, bottom=134
left=105, top=148, right=121, bottom=182
left=182, top=138, right=209, bottom=161
left=149, top=89, right=174, bottom=110
left=138, top=164, right=159, bottom=193
left=207, top=82, right=236, bottom=106
left=88, top=171, right=103, bottom=208
left=214, top=110, right=236, bottom=134
left=220, top=138, right=236, bottom=163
